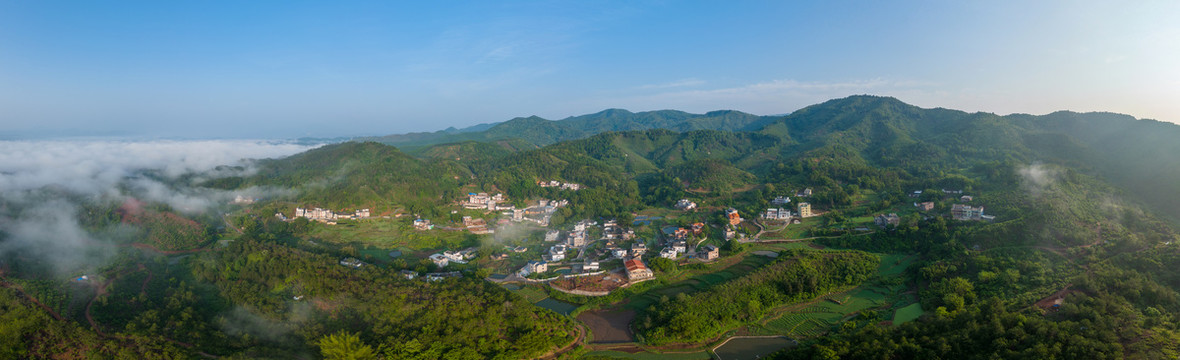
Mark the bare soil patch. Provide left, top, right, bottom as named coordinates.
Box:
left=578, top=309, right=636, bottom=343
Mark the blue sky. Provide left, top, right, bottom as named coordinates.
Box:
left=1, top=1, right=1178, bottom=139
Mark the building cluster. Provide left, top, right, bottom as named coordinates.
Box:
left=397, top=269, right=461, bottom=282
left=952, top=204, right=994, bottom=221
left=413, top=218, right=433, bottom=230
left=537, top=180, right=582, bottom=191
left=874, top=213, right=901, bottom=227
left=657, top=221, right=713, bottom=260
left=429, top=248, right=478, bottom=268
left=339, top=257, right=365, bottom=269
left=601, top=219, right=636, bottom=241
left=545, top=244, right=568, bottom=262
left=516, top=217, right=649, bottom=279
left=294, top=207, right=371, bottom=224
left=675, top=199, right=697, bottom=211
left=699, top=245, right=719, bottom=260
left=425, top=271, right=462, bottom=282
left=762, top=208, right=792, bottom=221
left=510, top=199, right=569, bottom=226
left=464, top=192, right=514, bottom=211
left=631, top=242, right=647, bottom=257
left=907, top=188, right=993, bottom=221
left=520, top=260, right=548, bottom=276
left=582, top=259, right=600, bottom=271
left=567, top=221, right=591, bottom=247
left=726, top=208, right=743, bottom=225
left=796, top=188, right=813, bottom=197
left=463, top=216, right=494, bottom=234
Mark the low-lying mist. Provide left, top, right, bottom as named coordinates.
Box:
left=0, top=139, right=320, bottom=275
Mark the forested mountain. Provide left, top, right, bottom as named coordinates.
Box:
left=358, top=108, right=777, bottom=151
left=763, top=95, right=1180, bottom=223
left=12, top=95, right=1180, bottom=359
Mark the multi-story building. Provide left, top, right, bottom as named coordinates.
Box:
left=951, top=204, right=986, bottom=221
left=763, top=208, right=791, bottom=220
left=699, top=245, right=720, bottom=260
left=797, top=202, right=813, bottom=218
left=726, top=208, right=742, bottom=225
left=625, top=258, right=654, bottom=281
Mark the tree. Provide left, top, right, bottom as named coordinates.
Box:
left=649, top=257, right=677, bottom=273
left=318, top=331, right=376, bottom=360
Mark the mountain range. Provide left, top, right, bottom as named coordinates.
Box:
left=336, top=96, right=1180, bottom=224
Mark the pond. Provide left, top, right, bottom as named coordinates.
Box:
left=713, top=336, right=796, bottom=360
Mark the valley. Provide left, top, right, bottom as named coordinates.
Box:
left=4, top=96, right=1180, bottom=359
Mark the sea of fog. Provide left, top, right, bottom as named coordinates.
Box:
left=0, top=139, right=322, bottom=274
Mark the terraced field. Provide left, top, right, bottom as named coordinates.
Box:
left=762, top=288, right=884, bottom=337
left=625, top=254, right=775, bottom=310
left=757, top=253, right=917, bottom=338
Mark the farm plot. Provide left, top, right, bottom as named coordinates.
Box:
left=893, top=303, right=924, bottom=324
left=762, top=287, right=889, bottom=337
left=508, top=284, right=549, bottom=303
left=577, top=309, right=636, bottom=343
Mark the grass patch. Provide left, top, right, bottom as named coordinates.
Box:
left=307, top=219, right=473, bottom=250
left=510, top=284, right=549, bottom=303
left=893, top=303, right=924, bottom=324
left=535, top=297, right=579, bottom=315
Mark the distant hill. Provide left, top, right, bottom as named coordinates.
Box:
left=202, top=141, right=467, bottom=216
left=759, top=95, right=1180, bottom=221
left=230, top=95, right=1180, bottom=225
left=357, top=108, right=778, bottom=151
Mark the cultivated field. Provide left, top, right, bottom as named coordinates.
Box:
left=578, top=309, right=637, bottom=343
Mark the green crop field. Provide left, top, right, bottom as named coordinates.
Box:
left=893, top=303, right=924, bottom=324
left=761, top=279, right=899, bottom=338
left=308, top=219, right=475, bottom=250
left=582, top=350, right=711, bottom=360
left=510, top=284, right=549, bottom=303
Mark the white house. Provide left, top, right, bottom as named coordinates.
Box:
left=428, top=253, right=449, bottom=268
left=520, top=261, right=548, bottom=276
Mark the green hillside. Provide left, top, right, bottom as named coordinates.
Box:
left=17, top=96, right=1180, bottom=359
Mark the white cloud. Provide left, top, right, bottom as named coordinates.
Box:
left=0, top=139, right=318, bottom=273
left=0, top=139, right=316, bottom=196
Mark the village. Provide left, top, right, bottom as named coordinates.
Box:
left=277, top=182, right=990, bottom=294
